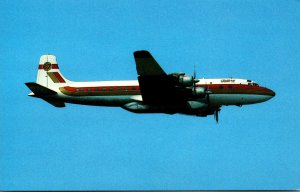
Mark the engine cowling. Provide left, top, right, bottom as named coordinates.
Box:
left=169, top=73, right=195, bottom=87
left=178, top=75, right=194, bottom=87
left=187, top=101, right=208, bottom=110
left=193, top=87, right=206, bottom=97
left=122, top=102, right=154, bottom=113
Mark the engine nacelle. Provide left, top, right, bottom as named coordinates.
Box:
left=187, top=101, right=208, bottom=110
left=169, top=73, right=194, bottom=87
left=193, top=87, right=206, bottom=97
left=122, top=102, right=166, bottom=113
left=178, top=75, right=194, bottom=87
left=122, top=102, right=152, bottom=113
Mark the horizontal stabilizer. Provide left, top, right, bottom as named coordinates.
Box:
left=42, top=98, right=65, bottom=107
left=25, top=82, right=65, bottom=107
left=25, top=82, right=57, bottom=96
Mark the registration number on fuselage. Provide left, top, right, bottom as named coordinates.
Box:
left=221, top=79, right=235, bottom=83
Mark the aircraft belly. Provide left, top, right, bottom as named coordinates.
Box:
left=209, top=94, right=273, bottom=105
left=60, top=95, right=140, bottom=106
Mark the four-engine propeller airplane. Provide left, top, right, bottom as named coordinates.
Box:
left=25, top=50, right=275, bottom=122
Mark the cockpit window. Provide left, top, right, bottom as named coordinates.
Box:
left=248, top=82, right=259, bottom=86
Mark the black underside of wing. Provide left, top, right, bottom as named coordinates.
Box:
left=138, top=75, right=187, bottom=105
left=134, top=50, right=189, bottom=105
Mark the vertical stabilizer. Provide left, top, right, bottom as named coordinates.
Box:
left=37, top=55, right=71, bottom=89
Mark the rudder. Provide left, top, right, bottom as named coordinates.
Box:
left=37, top=55, right=71, bottom=89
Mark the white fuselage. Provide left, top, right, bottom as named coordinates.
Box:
left=54, top=78, right=274, bottom=107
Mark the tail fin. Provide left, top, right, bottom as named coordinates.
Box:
left=37, top=55, right=71, bottom=88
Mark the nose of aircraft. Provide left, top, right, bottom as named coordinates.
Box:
left=262, top=88, right=275, bottom=102
left=267, top=88, right=276, bottom=97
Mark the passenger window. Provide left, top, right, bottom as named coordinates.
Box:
left=102, top=87, right=106, bottom=91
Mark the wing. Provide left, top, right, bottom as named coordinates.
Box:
left=133, top=50, right=186, bottom=104
left=134, top=50, right=167, bottom=76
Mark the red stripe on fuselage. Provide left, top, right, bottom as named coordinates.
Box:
left=198, top=84, right=274, bottom=96
left=198, top=84, right=264, bottom=90
left=62, top=86, right=140, bottom=92
left=60, top=84, right=273, bottom=96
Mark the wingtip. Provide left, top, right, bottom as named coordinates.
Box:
left=134, top=50, right=151, bottom=58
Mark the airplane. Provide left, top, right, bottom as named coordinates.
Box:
left=25, top=50, right=275, bottom=123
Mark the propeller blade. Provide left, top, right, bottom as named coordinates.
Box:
left=207, top=92, right=210, bottom=104
left=193, top=64, right=196, bottom=80
left=193, top=65, right=197, bottom=92
left=214, top=108, right=220, bottom=124
left=193, top=65, right=199, bottom=84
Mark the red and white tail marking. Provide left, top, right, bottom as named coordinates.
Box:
left=36, top=55, right=70, bottom=90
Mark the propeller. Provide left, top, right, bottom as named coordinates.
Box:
left=193, top=64, right=196, bottom=81
left=193, top=65, right=197, bottom=91
left=192, top=65, right=200, bottom=94
left=192, top=65, right=212, bottom=102
left=192, top=65, right=219, bottom=123
left=214, top=108, right=221, bottom=123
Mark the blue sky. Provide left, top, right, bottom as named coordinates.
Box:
left=1, top=0, right=300, bottom=190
